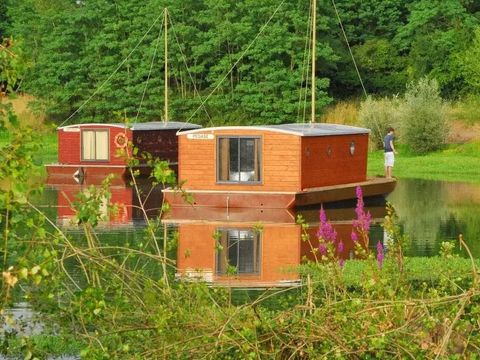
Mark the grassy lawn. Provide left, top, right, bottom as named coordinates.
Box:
left=368, top=141, right=480, bottom=183
left=0, top=130, right=57, bottom=164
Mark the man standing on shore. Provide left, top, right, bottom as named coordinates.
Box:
left=384, top=127, right=397, bottom=178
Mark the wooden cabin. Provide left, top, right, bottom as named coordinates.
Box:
left=46, top=122, right=201, bottom=185
left=163, top=123, right=396, bottom=208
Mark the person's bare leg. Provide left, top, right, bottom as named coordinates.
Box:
left=386, top=166, right=392, bottom=178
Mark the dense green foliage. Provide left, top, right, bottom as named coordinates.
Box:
left=2, top=0, right=480, bottom=125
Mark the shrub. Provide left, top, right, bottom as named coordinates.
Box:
left=400, top=77, right=449, bottom=153
left=359, top=96, right=400, bottom=149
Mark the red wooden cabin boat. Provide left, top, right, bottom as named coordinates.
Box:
left=46, top=121, right=201, bottom=185
left=163, top=123, right=396, bottom=209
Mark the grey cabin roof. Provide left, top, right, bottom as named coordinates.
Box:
left=178, top=123, right=369, bottom=137
left=265, top=123, right=369, bottom=136
left=131, top=121, right=201, bottom=131
left=59, top=121, right=201, bottom=131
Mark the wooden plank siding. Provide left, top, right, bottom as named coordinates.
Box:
left=176, top=223, right=301, bottom=284
left=178, top=129, right=301, bottom=192
left=58, top=126, right=132, bottom=166
left=300, top=134, right=368, bottom=189
left=133, top=129, right=179, bottom=164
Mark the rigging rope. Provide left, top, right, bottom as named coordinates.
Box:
left=135, top=13, right=165, bottom=123
left=297, top=1, right=312, bottom=124
left=168, top=13, right=214, bottom=127
left=58, top=10, right=165, bottom=127
left=178, top=0, right=287, bottom=132
left=331, top=0, right=386, bottom=139
left=330, top=0, right=367, bottom=98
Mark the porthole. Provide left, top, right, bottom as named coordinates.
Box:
left=349, top=141, right=355, bottom=156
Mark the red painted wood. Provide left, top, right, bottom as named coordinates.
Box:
left=301, top=134, right=369, bottom=189
left=54, top=184, right=133, bottom=225
left=176, top=222, right=301, bottom=287
left=165, top=207, right=296, bottom=223
left=163, top=189, right=296, bottom=209
left=46, top=164, right=128, bottom=186
left=58, top=125, right=132, bottom=166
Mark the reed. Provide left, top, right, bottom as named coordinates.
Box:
left=320, top=100, right=360, bottom=126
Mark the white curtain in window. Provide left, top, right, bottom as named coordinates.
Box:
left=95, top=131, right=109, bottom=160
left=82, top=131, right=95, bottom=160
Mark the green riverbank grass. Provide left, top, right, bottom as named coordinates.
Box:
left=367, top=141, right=480, bottom=183
left=0, top=131, right=57, bottom=165
left=1, top=334, right=82, bottom=359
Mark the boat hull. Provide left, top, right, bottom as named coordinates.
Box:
left=163, top=177, right=396, bottom=209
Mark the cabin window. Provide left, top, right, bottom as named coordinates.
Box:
left=81, top=130, right=109, bottom=161
left=217, top=137, right=261, bottom=183
left=215, top=229, right=261, bottom=275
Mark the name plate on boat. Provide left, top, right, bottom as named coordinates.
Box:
left=187, top=134, right=214, bottom=140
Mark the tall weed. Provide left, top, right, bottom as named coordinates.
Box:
left=451, top=94, right=480, bottom=124
left=359, top=96, right=401, bottom=149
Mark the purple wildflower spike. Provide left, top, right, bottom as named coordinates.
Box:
left=352, top=186, right=372, bottom=234
left=338, top=258, right=345, bottom=268
left=319, top=243, right=327, bottom=255
left=376, top=241, right=384, bottom=268
left=356, top=185, right=363, bottom=199
left=351, top=231, right=358, bottom=243
left=317, top=206, right=337, bottom=243
left=337, top=241, right=344, bottom=254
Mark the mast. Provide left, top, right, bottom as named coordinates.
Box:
left=311, top=0, right=316, bottom=123
left=164, top=8, right=168, bottom=123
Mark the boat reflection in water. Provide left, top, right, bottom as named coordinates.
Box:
left=51, top=178, right=164, bottom=227
left=48, top=180, right=387, bottom=288
left=167, top=198, right=387, bottom=288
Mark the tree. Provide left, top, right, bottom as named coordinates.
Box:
left=0, top=0, right=10, bottom=40
left=395, top=0, right=479, bottom=96
left=353, top=39, right=407, bottom=94
left=458, top=27, right=480, bottom=94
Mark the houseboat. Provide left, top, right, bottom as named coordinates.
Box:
left=46, top=121, right=201, bottom=185
left=163, top=123, right=396, bottom=209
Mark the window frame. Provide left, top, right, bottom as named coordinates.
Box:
left=215, top=228, right=262, bottom=276
left=216, top=135, right=262, bottom=184
left=80, top=129, right=110, bottom=162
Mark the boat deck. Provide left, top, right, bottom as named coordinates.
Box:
left=163, top=177, right=396, bottom=209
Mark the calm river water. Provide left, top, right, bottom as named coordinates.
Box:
left=3, top=178, right=479, bottom=358
left=36, top=178, right=480, bottom=262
